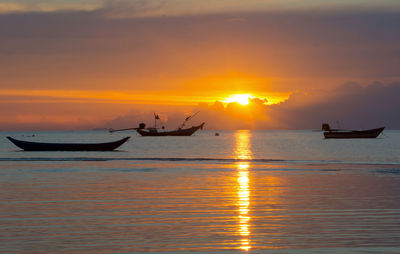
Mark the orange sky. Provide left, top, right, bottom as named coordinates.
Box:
left=1, top=1, right=400, bottom=130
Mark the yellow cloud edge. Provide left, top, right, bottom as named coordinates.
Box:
left=0, top=89, right=290, bottom=106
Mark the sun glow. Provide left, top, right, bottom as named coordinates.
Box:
left=224, top=94, right=253, bottom=105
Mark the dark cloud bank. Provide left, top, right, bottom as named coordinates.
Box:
left=1, top=7, right=400, bottom=130
left=106, top=82, right=400, bottom=130
left=266, top=82, right=400, bottom=130
left=1, top=8, right=400, bottom=90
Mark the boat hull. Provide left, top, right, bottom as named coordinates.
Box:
left=136, top=123, right=204, bottom=136
left=323, top=127, right=385, bottom=139
left=7, top=136, right=130, bottom=151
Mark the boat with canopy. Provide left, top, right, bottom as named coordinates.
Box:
left=109, top=112, right=204, bottom=136
left=321, top=123, right=385, bottom=139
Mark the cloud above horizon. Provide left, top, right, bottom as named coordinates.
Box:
left=1, top=8, right=400, bottom=92
left=266, top=82, right=400, bottom=129
left=101, top=82, right=400, bottom=131
left=1, top=82, right=400, bottom=130
left=1, top=2, right=400, bottom=130
left=1, top=0, right=400, bottom=16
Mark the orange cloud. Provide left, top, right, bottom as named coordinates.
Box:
left=0, top=88, right=289, bottom=106
left=1, top=8, right=400, bottom=130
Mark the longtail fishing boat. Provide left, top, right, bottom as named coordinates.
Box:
left=322, top=123, right=385, bottom=139
left=7, top=136, right=130, bottom=151
left=109, top=112, right=205, bottom=136
left=136, top=122, right=205, bottom=136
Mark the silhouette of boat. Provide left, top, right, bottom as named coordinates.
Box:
left=7, top=136, right=130, bottom=151
left=136, top=122, right=205, bottom=136
left=322, top=124, right=385, bottom=139
left=110, top=112, right=205, bottom=136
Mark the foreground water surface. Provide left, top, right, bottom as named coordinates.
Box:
left=1, top=130, right=400, bottom=253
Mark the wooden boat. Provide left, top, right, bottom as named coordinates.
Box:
left=7, top=136, right=130, bottom=151
left=136, top=122, right=205, bottom=136
left=322, top=124, right=385, bottom=139
left=109, top=112, right=205, bottom=136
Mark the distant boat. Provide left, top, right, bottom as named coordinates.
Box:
left=7, top=136, right=130, bottom=151
left=109, top=111, right=205, bottom=136
left=136, top=122, right=205, bottom=136
left=322, top=124, right=385, bottom=139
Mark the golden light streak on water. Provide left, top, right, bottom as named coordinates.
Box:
left=237, top=164, right=251, bottom=251
left=234, top=130, right=253, bottom=251
left=234, top=130, right=252, bottom=161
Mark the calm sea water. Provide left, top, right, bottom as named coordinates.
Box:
left=1, top=130, right=400, bottom=253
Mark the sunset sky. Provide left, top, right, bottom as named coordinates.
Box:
left=1, top=0, right=400, bottom=130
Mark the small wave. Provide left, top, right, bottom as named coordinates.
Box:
left=0, top=157, right=282, bottom=162
left=374, top=169, right=400, bottom=175
left=0, top=157, right=110, bottom=162
left=1, top=157, right=400, bottom=167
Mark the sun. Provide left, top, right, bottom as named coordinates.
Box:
left=224, top=94, right=253, bottom=105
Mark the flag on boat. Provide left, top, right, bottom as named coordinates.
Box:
left=154, top=113, right=160, bottom=120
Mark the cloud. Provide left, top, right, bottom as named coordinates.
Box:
left=103, top=97, right=270, bottom=130
left=1, top=9, right=400, bottom=93
left=1, top=6, right=400, bottom=130
left=267, top=82, right=400, bottom=129
left=2, top=1, right=400, bottom=17
left=103, top=82, right=400, bottom=131
left=1, top=81, right=400, bottom=130
left=0, top=1, right=99, bottom=14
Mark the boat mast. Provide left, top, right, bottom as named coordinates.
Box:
left=153, top=112, right=160, bottom=129
left=179, top=111, right=199, bottom=129
left=154, top=113, right=160, bottom=129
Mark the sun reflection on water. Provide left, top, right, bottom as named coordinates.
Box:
left=234, top=130, right=252, bottom=251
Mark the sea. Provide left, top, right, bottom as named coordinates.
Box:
left=1, top=130, right=400, bottom=253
